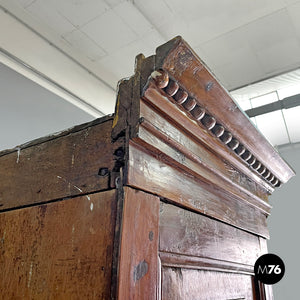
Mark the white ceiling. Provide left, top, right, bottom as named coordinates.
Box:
left=1, top=0, right=300, bottom=146
left=232, top=69, right=300, bottom=147
left=2, top=0, right=300, bottom=92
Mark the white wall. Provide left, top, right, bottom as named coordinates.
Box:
left=268, top=142, right=300, bottom=299
left=0, top=8, right=115, bottom=116
left=0, top=62, right=95, bottom=150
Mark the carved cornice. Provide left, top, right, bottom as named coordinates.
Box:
left=151, top=69, right=281, bottom=188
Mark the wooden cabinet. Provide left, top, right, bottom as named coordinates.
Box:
left=0, top=37, right=294, bottom=299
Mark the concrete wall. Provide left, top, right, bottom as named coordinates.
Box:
left=268, top=142, right=300, bottom=299
left=0, top=62, right=95, bottom=151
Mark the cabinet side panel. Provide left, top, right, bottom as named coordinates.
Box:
left=0, top=119, right=123, bottom=210
left=118, top=187, right=160, bottom=300
left=0, top=190, right=116, bottom=299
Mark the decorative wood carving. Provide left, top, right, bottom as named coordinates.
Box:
left=0, top=36, right=294, bottom=299
left=150, top=69, right=282, bottom=188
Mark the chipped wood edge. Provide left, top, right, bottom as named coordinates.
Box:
left=149, top=69, right=281, bottom=189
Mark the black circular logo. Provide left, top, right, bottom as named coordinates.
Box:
left=254, top=253, right=285, bottom=285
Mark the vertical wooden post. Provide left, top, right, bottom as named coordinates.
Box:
left=117, top=187, right=160, bottom=299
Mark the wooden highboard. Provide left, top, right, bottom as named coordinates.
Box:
left=0, top=37, right=295, bottom=299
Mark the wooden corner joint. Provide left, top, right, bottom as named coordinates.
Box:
left=150, top=69, right=281, bottom=188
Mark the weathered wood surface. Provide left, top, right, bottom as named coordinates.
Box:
left=141, top=86, right=275, bottom=195
left=159, top=202, right=261, bottom=267
left=112, top=36, right=294, bottom=192
left=128, top=141, right=269, bottom=238
left=0, top=115, right=113, bottom=157
left=138, top=98, right=271, bottom=214
left=162, top=268, right=257, bottom=300
left=259, top=237, right=269, bottom=256
left=111, top=54, right=154, bottom=141
left=145, top=73, right=281, bottom=191
left=117, top=187, right=160, bottom=299
left=0, top=36, right=291, bottom=300
left=0, top=190, right=116, bottom=299
left=154, top=36, right=295, bottom=185
left=159, top=252, right=254, bottom=275
left=258, top=238, right=274, bottom=300
left=0, top=117, right=123, bottom=211
left=139, top=99, right=270, bottom=201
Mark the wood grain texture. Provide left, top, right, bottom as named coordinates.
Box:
left=258, top=237, right=269, bottom=256
left=142, top=83, right=275, bottom=194
left=139, top=98, right=270, bottom=202
left=159, top=252, right=254, bottom=275
left=111, top=54, right=155, bottom=141
left=117, top=187, right=160, bottom=300
left=147, top=74, right=282, bottom=188
left=258, top=238, right=274, bottom=300
left=138, top=108, right=271, bottom=216
left=0, top=190, right=116, bottom=299
left=110, top=36, right=293, bottom=202
left=159, top=202, right=261, bottom=267
left=128, top=141, right=269, bottom=238
left=0, top=118, right=123, bottom=211
left=263, top=285, right=274, bottom=300
left=0, top=115, right=113, bottom=157
left=154, top=36, right=295, bottom=184
left=162, top=267, right=256, bottom=300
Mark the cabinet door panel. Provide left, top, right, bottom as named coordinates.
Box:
left=160, top=202, right=261, bottom=267
left=162, top=267, right=256, bottom=300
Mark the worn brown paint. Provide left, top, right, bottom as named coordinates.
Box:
left=142, top=82, right=276, bottom=194
left=117, top=187, right=160, bottom=299
left=155, top=37, right=294, bottom=184
left=139, top=97, right=270, bottom=202
left=128, top=142, right=269, bottom=238
left=162, top=268, right=257, bottom=300
left=0, top=117, right=124, bottom=211
left=0, top=190, right=116, bottom=299
left=0, top=37, right=294, bottom=299
left=159, top=202, right=261, bottom=266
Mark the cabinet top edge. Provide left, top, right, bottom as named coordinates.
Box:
left=0, top=114, right=114, bottom=157
left=113, top=36, right=294, bottom=187
left=154, top=37, right=295, bottom=185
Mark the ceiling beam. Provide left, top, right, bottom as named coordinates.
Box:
left=0, top=6, right=116, bottom=116
left=245, top=94, right=300, bottom=118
